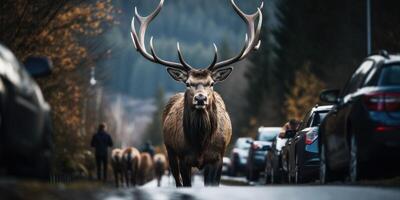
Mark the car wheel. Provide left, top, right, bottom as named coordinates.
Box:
left=231, top=164, right=237, bottom=177
left=319, top=143, right=333, bottom=184
left=270, top=167, right=275, bottom=184
left=264, top=168, right=270, bottom=184
left=295, top=154, right=302, bottom=184
left=349, top=134, right=361, bottom=183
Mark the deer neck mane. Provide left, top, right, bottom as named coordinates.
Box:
left=183, top=91, right=218, bottom=153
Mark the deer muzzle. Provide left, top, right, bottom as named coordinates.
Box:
left=193, top=93, right=208, bottom=109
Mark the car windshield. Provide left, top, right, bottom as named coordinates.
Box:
left=235, top=139, right=251, bottom=149
left=311, top=111, right=329, bottom=127
left=378, top=64, right=400, bottom=86
left=257, top=128, right=280, bottom=141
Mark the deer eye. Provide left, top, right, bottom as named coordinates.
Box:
left=210, top=82, right=214, bottom=87
left=186, top=82, right=190, bottom=87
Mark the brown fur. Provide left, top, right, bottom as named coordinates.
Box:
left=137, top=152, right=154, bottom=185
left=163, top=87, right=232, bottom=186
left=122, top=147, right=141, bottom=187
left=153, top=153, right=167, bottom=187
left=111, top=148, right=124, bottom=187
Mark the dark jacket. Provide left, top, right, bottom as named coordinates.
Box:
left=91, top=131, right=113, bottom=157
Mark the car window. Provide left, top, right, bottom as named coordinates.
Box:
left=378, top=64, right=400, bottom=86
left=235, top=139, right=251, bottom=149
left=341, top=60, right=374, bottom=96
left=300, top=111, right=311, bottom=129
left=310, top=111, right=328, bottom=127
left=306, top=113, right=314, bottom=127
left=257, top=130, right=280, bottom=141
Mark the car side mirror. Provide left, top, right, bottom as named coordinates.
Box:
left=320, top=89, right=340, bottom=104
left=24, top=56, right=53, bottom=77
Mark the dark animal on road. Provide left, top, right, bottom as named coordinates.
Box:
left=153, top=153, right=167, bottom=187
left=137, top=152, right=154, bottom=185
left=130, top=0, right=263, bottom=187
left=122, top=147, right=141, bottom=187
left=111, top=148, right=124, bottom=187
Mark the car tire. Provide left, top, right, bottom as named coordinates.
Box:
left=295, top=154, right=303, bottom=184
left=349, top=134, right=362, bottom=183
left=319, top=143, right=334, bottom=184
left=270, top=167, right=275, bottom=184
left=264, top=168, right=270, bottom=184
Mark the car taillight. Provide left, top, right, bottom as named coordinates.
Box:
left=363, top=92, right=400, bottom=112
left=305, top=129, right=318, bottom=145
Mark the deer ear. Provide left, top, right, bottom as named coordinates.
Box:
left=212, top=67, right=233, bottom=82
left=167, top=68, right=188, bottom=82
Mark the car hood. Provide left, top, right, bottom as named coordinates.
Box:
left=253, top=140, right=272, bottom=147
left=233, top=148, right=249, bottom=157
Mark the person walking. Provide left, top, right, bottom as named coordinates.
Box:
left=279, top=119, right=300, bottom=138
left=91, top=123, right=113, bottom=181
left=141, top=141, right=155, bottom=158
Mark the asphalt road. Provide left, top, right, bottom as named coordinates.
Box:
left=1, top=175, right=400, bottom=200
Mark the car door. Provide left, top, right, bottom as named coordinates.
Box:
left=326, top=60, right=374, bottom=170
left=290, top=112, right=313, bottom=174
left=7, top=66, right=44, bottom=151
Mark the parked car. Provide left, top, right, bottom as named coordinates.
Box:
left=319, top=51, right=400, bottom=183
left=222, top=157, right=232, bottom=175
left=264, top=134, right=287, bottom=184
left=230, top=137, right=253, bottom=176
left=280, top=129, right=297, bottom=183
left=246, top=127, right=280, bottom=181
left=0, top=44, right=53, bottom=179
left=285, top=105, right=332, bottom=183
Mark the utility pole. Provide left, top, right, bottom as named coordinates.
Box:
left=367, top=0, right=372, bottom=55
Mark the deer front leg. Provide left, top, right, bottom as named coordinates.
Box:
left=167, top=147, right=182, bottom=187
left=179, top=161, right=192, bottom=187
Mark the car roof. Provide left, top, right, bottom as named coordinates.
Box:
left=258, top=127, right=281, bottom=132
left=237, top=137, right=252, bottom=140
left=367, top=53, right=400, bottom=65
left=311, top=105, right=333, bottom=113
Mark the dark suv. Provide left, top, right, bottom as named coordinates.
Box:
left=246, top=127, right=280, bottom=181
left=286, top=105, right=332, bottom=183
left=0, top=44, right=53, bottom=179
left=319, top=51, right=400, bottom=183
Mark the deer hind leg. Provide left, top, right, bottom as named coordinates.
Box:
left=124, top=169, right=130, bottom=188
left=166, top=147, right=182, bottom=187
left=113, top=169, right=119, bottom=187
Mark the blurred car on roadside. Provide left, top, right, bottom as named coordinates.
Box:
left=246, top=127, right=280, bottom=181
left=264, top=134, right=287, bottom=184
left=230, top=137, right=253, bottom=176
left=319, top=51, right=400, bottom=183
left=222, top=157, right=232, bottom=175
left=0, top=44, right=53, bottom=180
left=285, top=105, right=332, bottom=184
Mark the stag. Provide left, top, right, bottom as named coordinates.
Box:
left=131, top=0, right=263, bottom=186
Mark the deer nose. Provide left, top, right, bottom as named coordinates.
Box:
left=194, top=94, right=207, bottom=104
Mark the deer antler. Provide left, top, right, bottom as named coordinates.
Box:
left=131, top=0, right=192, bottom=71
left=131, top=0, right=263, bottom=71
left=208, top=0, right=263, bottom=71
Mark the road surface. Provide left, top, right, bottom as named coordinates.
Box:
left=1, top=175, right=399, bottom=200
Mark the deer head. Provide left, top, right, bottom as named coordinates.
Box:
left=131, top=0, right=263, bottom=110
